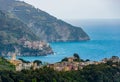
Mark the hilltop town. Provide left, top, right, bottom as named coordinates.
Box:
left=7, top=53, right=120, bottom=71
left=8, top=53, right=42, bottom=71
left=0, top=54, right=120, bottom=82
left=20, top=40, right=53, bottom=56
left=47, top=54, right=120, bottom=71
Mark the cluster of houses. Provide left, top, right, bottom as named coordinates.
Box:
left=47, top=57, right=100, bottom=71
left=102, top=56, right=120, bottom=63
left=24, top=41, right=50, bottom=50
left=8, top=52, right=120, bottom=71
left=9, top=53, right=42, bottom=71
left=47, top=56, right=120, bottom=71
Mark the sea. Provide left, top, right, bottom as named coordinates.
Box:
left=18, top=19, right=120, bottom=63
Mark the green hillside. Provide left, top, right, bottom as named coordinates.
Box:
left=0, top=10, right=38, bottom=54
left=0, top=10, right=38, bottom=44
left=0, top=10, right=53, bottom=56
left=0, top=59, right=119, bottom=82
left=0, top=0, right=90, bottom=42
left=0, top=57, right=15, bottom=71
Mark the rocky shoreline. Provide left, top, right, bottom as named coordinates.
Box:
left=1, top=40, right=53, bottom=57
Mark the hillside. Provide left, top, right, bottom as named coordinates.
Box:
left=0, top=10, right=38, bottom=44
left=0, top=10, right=53, bottom=56
left=0, top=56, right=119, bottom=82
left=0, top=0, right=90, bottom=42
left=0, top=57, right=15, bottom=71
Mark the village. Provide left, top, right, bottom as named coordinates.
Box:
left=47, top=54, right=120, bottom=71
left=8, top=52, right=120, bottom=71
left=23, top=40, right=50, bottom=50
left=8, top=53, right=42, bottom=71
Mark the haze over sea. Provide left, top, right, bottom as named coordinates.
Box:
left=18, top=19, right=120, bottom=63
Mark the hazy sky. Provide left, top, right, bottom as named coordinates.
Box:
left=20, top=0, right=120, bottom=20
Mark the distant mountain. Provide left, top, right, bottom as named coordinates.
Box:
left=0, top=10, right=53, bottom=56
left=0, top=0, right=90, bottom=42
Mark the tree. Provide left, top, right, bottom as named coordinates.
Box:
left=19, top=80, right=24, bottom=82
left=61, top=57, right=68, bottom=62
left=53, top=78, right=57, bottom=82
left=73, top=53, right=80, bottom=59
left=86, top=59, right=90, bottom=62
left=106, top=60, right=113, bottom=66
left=18, top=58, right=30, bottom=63
left=33, top=60, right=42, bottom=66
left=73, top=53, right=81, bottom=62
left=32, top=78, right=37, bottom=82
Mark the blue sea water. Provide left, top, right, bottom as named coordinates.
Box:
left=18, top=19, right=120, bottom=63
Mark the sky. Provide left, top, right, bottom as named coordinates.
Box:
left=20, top=0, right=120, bottom=20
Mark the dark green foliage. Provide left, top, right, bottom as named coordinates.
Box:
left=85, top=59, right=90, bottom=62
left=0, top=59, right=119, bottom=82
left=33, top=60, right=42, bottom=65
left=61, top=53, right=86, bottom=62
left=18, top=58, right=30, bottom=63
left=61, top=57, right=68, bottom=62
left=0, top=57, right=15, bottom=71
left=73, top=53, right=80, bottom=59
left=82, top=63, right=120, bottom=82
left=73, top=53, right=81, bottom=62
left=106, top=60, right=113, bottom=66
left=73, top=53, right=85, bottom=62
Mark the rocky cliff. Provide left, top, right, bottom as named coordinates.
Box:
left=0, top=10, right=53, bottom=56
left=0, top=0, right=90, bottom=42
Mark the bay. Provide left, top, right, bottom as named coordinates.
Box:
left=18, top=19, right=120, bottom=63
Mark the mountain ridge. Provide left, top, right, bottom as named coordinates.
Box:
left=0, top=0, right=90, bottom=42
